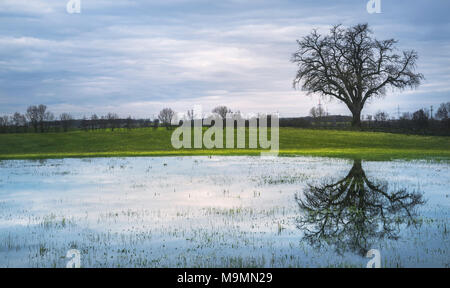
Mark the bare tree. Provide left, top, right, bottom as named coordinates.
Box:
left=0, top=115, right=10, bottom=133
left=12, top=112, right=26, bottom=132
left=309, top=107, right=317, bottom=118
left=43, top=111, right=55, bottom=132
left=26, top=106, right=39, bottom=132
left=59, top=113, right=73, bottom=132
left=412, top=109, right=428, bottom=128
left=212, top=106, right=231, bottom=119
left=292, top=23, right=423, bottom=128
left=37, top=104, right=47, bottom=132
left=374, top=111, right=389, bottom=122
left=27, top=104, right=52, bottom=132
left=309, top=105, right=326, bottom=119
left=90, top=114, right=99, bottom=130
left=106, top=113, right=119, bottom=131
left=158, top=108, right=175, bottom=129
left=436, top=102, right=449, bottom=120
left=0, top=115, right=9, bottom=126
left=400, top=112, right=412, bottom=120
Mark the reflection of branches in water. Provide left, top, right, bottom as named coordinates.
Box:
left=295, top=160, right=425, bottom=256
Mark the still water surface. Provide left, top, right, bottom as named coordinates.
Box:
left=0, top=156, right=448, bottom=267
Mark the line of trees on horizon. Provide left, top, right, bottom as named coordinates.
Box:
left=301, top=102, right=450, bottom=134
left=0, top=103, right=449, bottom=135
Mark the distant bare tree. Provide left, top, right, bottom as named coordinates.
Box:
left=436, top=102, right=449, bottom=120
left=0, top=115, right=10, bottom=133
left=26, top=106, right=39, bottom=132
left=212, top=106, right=231, bottom=119
left=292, top=23, right=423, bottom=128
left=45, top=111, right=54, bottom=121
left=59, top=113, right=73, bottom=132
left=37, top=104, right=47, bottom=132
left=412, top=109, right=428, bottom=128
left=309, top=107, right=317, bottom=118
left=400, top=112, right=412, bottom=120
left=90, top=114, right=99, bottom=130
left=309, top=105, right=326, bottom=119
left=422, top=107, right=431, bottom=119
left=106, top=112, right=119, bottom=131
left=26, top=104, right=53, bottom=132
left=43, top=111, right=55, bottom=132
left=374, top=111, right=389, bottom=122
left=12, top=112, right=26, bottom=132
left=158, top=108, right=175, bottom=129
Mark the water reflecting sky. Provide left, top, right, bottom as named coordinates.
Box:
left=0, top=157, right=448, bottom=267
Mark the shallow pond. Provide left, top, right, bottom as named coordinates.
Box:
left=0, top=156, right=448, bottom=267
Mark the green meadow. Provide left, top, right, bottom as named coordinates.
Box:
left=0, top=127, right=449, bottom=161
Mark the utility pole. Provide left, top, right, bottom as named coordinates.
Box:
left=397, top=105, right=400, bottom=119
left=318, top=99, right=322, bottom=118
left=430, top=105, right=433, bottom=119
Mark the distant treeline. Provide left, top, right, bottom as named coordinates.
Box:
left=0, top=105, right=157, bottom=134
left=280, top=115, right=450, bottom=136
left=1, top=103, right=449, bottom=136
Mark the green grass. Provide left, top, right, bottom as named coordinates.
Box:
left=0, top=127, right=448, bottom=161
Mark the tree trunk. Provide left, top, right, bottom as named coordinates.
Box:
left=351, top=107, right=362, bottom=128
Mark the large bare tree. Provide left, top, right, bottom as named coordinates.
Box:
left=292, top=23, right=423, bottom=127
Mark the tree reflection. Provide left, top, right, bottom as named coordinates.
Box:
left=295, top=159, right=425, bottom=256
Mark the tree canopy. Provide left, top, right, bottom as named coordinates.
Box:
left=292, top=23, right=423, bottom=127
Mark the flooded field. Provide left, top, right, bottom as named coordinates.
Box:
left=0, top=156, right=448, bottom=268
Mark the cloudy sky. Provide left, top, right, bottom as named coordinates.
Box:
left=0, top=0, right=449, bottom=119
